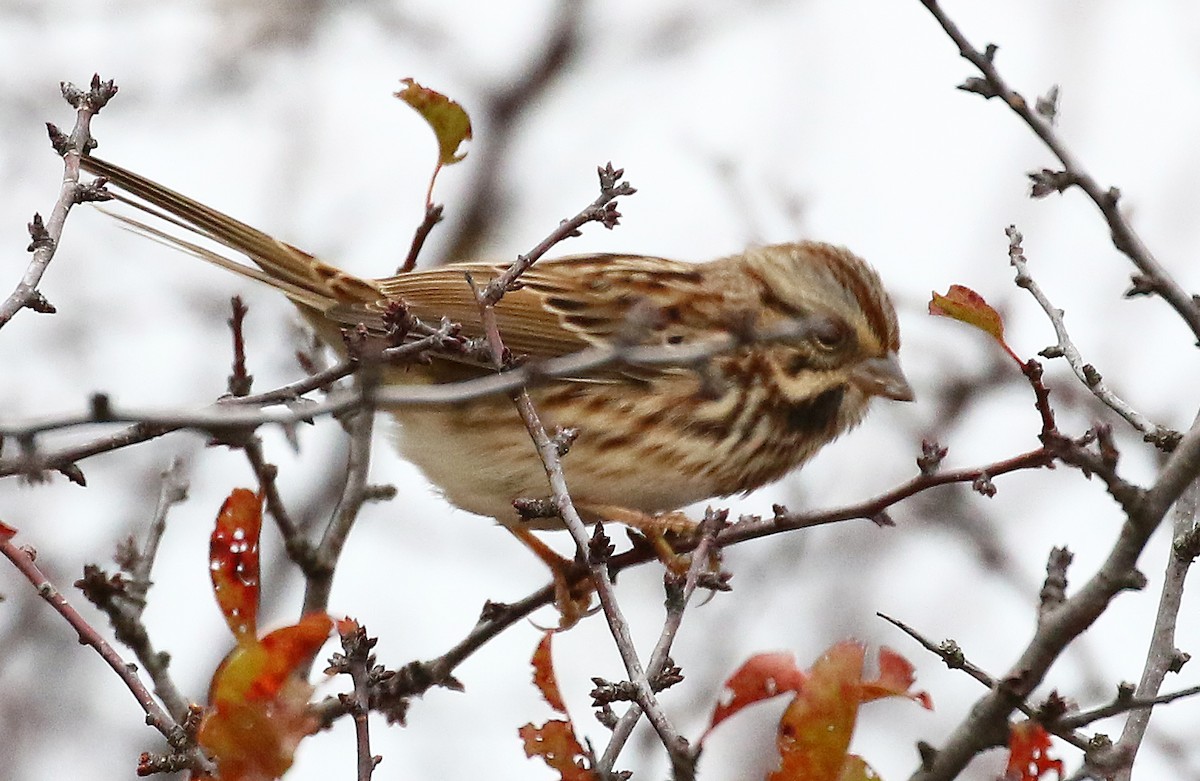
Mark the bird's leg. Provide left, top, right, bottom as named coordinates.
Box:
left=576, top=503, right=700, bottom=575
left=505, top=525, right=595, bottom=629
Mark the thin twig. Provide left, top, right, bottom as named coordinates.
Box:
left=598, top=509, right=727, bottom=774
left=0, top=76, right=117, bottom=329
left=510, top=387, right=692, bottom=771
left=918, top=0, right=1200, bottom=344
left=115, top=456, right=193, bottom=721
left=0, top=533, right=212, bottom=774
left=480, top=163, right=635, bottom=305
left=1061, top=684, right=1200, bottom=732
left=311, top=444, right=1058, bottom=729
left=465, top=161, right=689, bottom=773
left=0, top=323, right=458, bottom=478
left=1006, top=226, right=1179, bottom=451
left=328, top=621, right=382, bottom=781
left=301, top=384, right=377, bottom=621
left=397, top=202, right=444, bottom=273
left=0, top=316, right=819, bottom=452
left=878, top=613, right=1093, bottom=752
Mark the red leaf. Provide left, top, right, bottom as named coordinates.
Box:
left=706, top=643, right=931, bottom=780
left=769, top=642, right=864, bottom=781
left=860, top=646, right=933, bottom=710
left=210, top=488, right=262, bottom=641
left=1006, top=721, right=1063, bottom=781
left=531, top=631, right=568, bottom=714
left=703, top=651, right=807, bottom=742
left=520, top=634, right=597, bottom=780
left=929, top=284, right=1021, bottom=363
left=518, top=720, right=597, bottom=781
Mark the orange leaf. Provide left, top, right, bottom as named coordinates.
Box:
left=199, top=675, right=319, bottom=781
left=209, top=613, right=333, bottom=707
left=838, top=755, right=882, bottom=781
left=929, top=285, right=1020, bottom=363
left=703, top=651, right=807, bottom=742
left=201, top=613, right=332, bottom=781
left=395, top=78, right=473, bottom=166
left=769, top=642, right=864, bottom=781
left=860, top=646, right=933, bottom=710
left=1006, top=721, right=1064, bottom=781
left=210, top=488, right=262, bottom=641
left=531, top=632, right=568, bottom=714
left=518, top=720, right=597, bottom=781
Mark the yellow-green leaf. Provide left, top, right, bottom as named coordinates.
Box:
left=395, top=78, right=473, bottom=166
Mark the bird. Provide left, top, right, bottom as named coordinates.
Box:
left=80, top=155, right=913, bottom=620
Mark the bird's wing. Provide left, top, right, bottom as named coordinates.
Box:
left=375, top=253, right=721, bottom=363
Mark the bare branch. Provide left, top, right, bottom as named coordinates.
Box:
left=1109, top=420, right=1200, bottom=779
left=0, top=532, right=211, bottom=774
left=1007, top=226, right=1180, bottom=451
left=918, top=0, right=1200, bottom=345
left=0, top=75, right=116, bottom=329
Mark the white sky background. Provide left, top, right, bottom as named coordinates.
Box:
left=2, top=1, right=1200, bottom=779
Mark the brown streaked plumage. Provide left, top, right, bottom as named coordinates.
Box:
left=79, top=156, right=913, bottom=533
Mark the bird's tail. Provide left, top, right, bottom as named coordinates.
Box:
left=79, top=156, right=382, bottom=315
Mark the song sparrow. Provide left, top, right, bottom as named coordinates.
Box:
left=80, top=156, right=912, bottom=539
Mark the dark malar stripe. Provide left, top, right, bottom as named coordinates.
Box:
left=784, top=385, right=846, bottom=434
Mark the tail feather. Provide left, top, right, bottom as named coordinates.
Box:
left=80, top=156, right=381, bottom=311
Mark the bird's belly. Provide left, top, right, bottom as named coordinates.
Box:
left=387, top=399, right=718, bottom=527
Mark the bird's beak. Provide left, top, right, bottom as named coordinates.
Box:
left=850, top=352, right=914, bottom=402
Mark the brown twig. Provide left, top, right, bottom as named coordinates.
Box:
left=0, top=315, right=817, bottom=462
left=397, top=202, right=444, bottom=273
left=300, top=386, right=378, bottom=621
left=877, top=612, right=1094, bottom=753
left=311, top=442, right=1059, bottom=729
left=0, top=321, right=459, bottom=479
left=327, top=620, right=383, bottom=781
left=0, top=532, right=212, bottom=774
left=105, top=457, right=193, bottom=722
left=480, top=163, right=635, bottom=305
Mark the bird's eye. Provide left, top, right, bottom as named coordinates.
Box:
left=812, top=317, right=851, bottom=352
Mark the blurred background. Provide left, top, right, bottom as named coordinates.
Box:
left=2, top=1, right=1200, bottom=778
